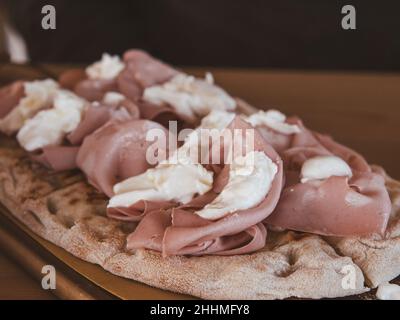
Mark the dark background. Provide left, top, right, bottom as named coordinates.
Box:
left=2, top=0, right=400, bottom=70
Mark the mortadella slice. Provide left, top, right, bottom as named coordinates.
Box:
left=136, top=100, right=186, bottom=128
left=117, top=49, right=178, bottom=102
left=125, top=116, right=284, bottom=256
left=67, top=104, right=112, bottom=145
left=266, top=118, right=392, bottom=237
left=77, top=119, right=169, bottom=197
left=67, top=99, right=140, bottom=145
left=107, top=200, right=176, bottom=222
left=267, top=172, right=391, bottom=237
left=117, top=50, right=180, bottom=124
left=31, top=145, right=80, bottom=171
left=74, top=78, right=118, bottom=102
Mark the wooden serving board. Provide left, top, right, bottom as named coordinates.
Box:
left=0, top=63, right=399, bottom=300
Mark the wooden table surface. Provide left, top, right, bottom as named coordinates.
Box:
left=0, top=63, right=399, bottom=299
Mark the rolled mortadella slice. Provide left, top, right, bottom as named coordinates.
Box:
left=67, top=104, right=112, bottom=145
left=106, top=110, right=235, bottom=222
left=108, top=200, right=177, bottom=222
left=266, top=117, right=392, bottom=237
left=125, top=116, right=284, bottom=256
left=0, top=81, right=25, bottom=119
left=117, top=49, right=178, bottom=102
left=77, top=119, right=169, bottom=197
left=117, top=50, right=182, bottom=125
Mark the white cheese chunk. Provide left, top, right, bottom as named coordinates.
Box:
left=245, top=110, right=300, bottom=134
left=0, top=79, right=59, bottom=134
left=102, top=91, right=125, bottom=106
left=162, top=110, right=236, bottom=166
left=108, top=114, right=223, bottom=208
left=86, top=53, right=125, bottom=80
left=143, top=73, right=236, bottom=123
left=200, top=109, right=236, bottom=130
left=17, top=90, right=86, bottom=151
left=195, top=151, right=278, bottom=220
left=376, top=282, right=400, bottom=300
left=109, top=163, right=213, bottom=208
left=300, top=155, right=353, bottom=183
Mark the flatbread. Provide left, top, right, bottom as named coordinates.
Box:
left=0, top=138, right=398, bottom=299
left=326, top=166, right=400, bottom=288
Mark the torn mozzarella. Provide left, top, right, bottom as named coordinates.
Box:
left=245, top=110, right=300, bottom=134
left=376, top=282, right=400, bottom=300
left=17, top=90, right=86, bottom=151
left=143, top=73, right=236, bottom=123
left=200, top=109, right=235, bottom=130
left=108, top=117, right=219, bottom=208
left=86, top=53, right=125, bottom=80
left=300, top=155, right=353, bottom=183
left=171, top=110, right=236, bottom=165
left=0, top=79, right=59, bottom=134
left=102, top=91, right=125, bottom=106
left=109, top=163, right=213, bottom=208
left=196, top=151, right=278, bottom=220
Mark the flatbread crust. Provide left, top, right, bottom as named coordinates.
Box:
left=326, top=166, right=400, bottom=288
left=0, top=138, right=398, bottom=299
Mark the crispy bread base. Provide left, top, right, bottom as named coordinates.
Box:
left=0, top=140, right=399, bottom=299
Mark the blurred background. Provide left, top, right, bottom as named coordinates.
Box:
left=0, top=0, right=400, bottom=70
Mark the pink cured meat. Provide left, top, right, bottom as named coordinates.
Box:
left=122, top=117, right=284, bottom=256
left=31, top=146, right=80, bottom=171
left=265, top=118, right=391, bottom=237
left=59, top=68, right=118, bottom=102
left=117, top=49, right=178, bottom=102
left=77, top=119, right=169, bottom=197
left=74, top=78, right=118, bottom=102
left=117, top=50, right=182, bottom=125
left=67, top=99, right=140, bottom=145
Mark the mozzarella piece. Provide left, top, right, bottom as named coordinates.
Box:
left=109, top=163, right=213, bottom=208
left=245, top=110, right=300, bottom=134
left=108, top=114, right=224, bottom=208
left=0, top=79, right=59, bottom=134
left=143, top=73, right=236, bottom=122
left=196, top=151, right=278, bottom=220
left=164, top=110, right=236, bottom=166
left=300, top=155, right=353, bottom=183
left=102, top=91, right=125, bottom=106
left=108, top=110, right=241, bottom=209
left=200, top=109, right=235, bottom=130
left=17, top=90, right=86, bottom=151
left=376, top=282, right=400, bottom=300
left=86, top=53, right=125, bottom=80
